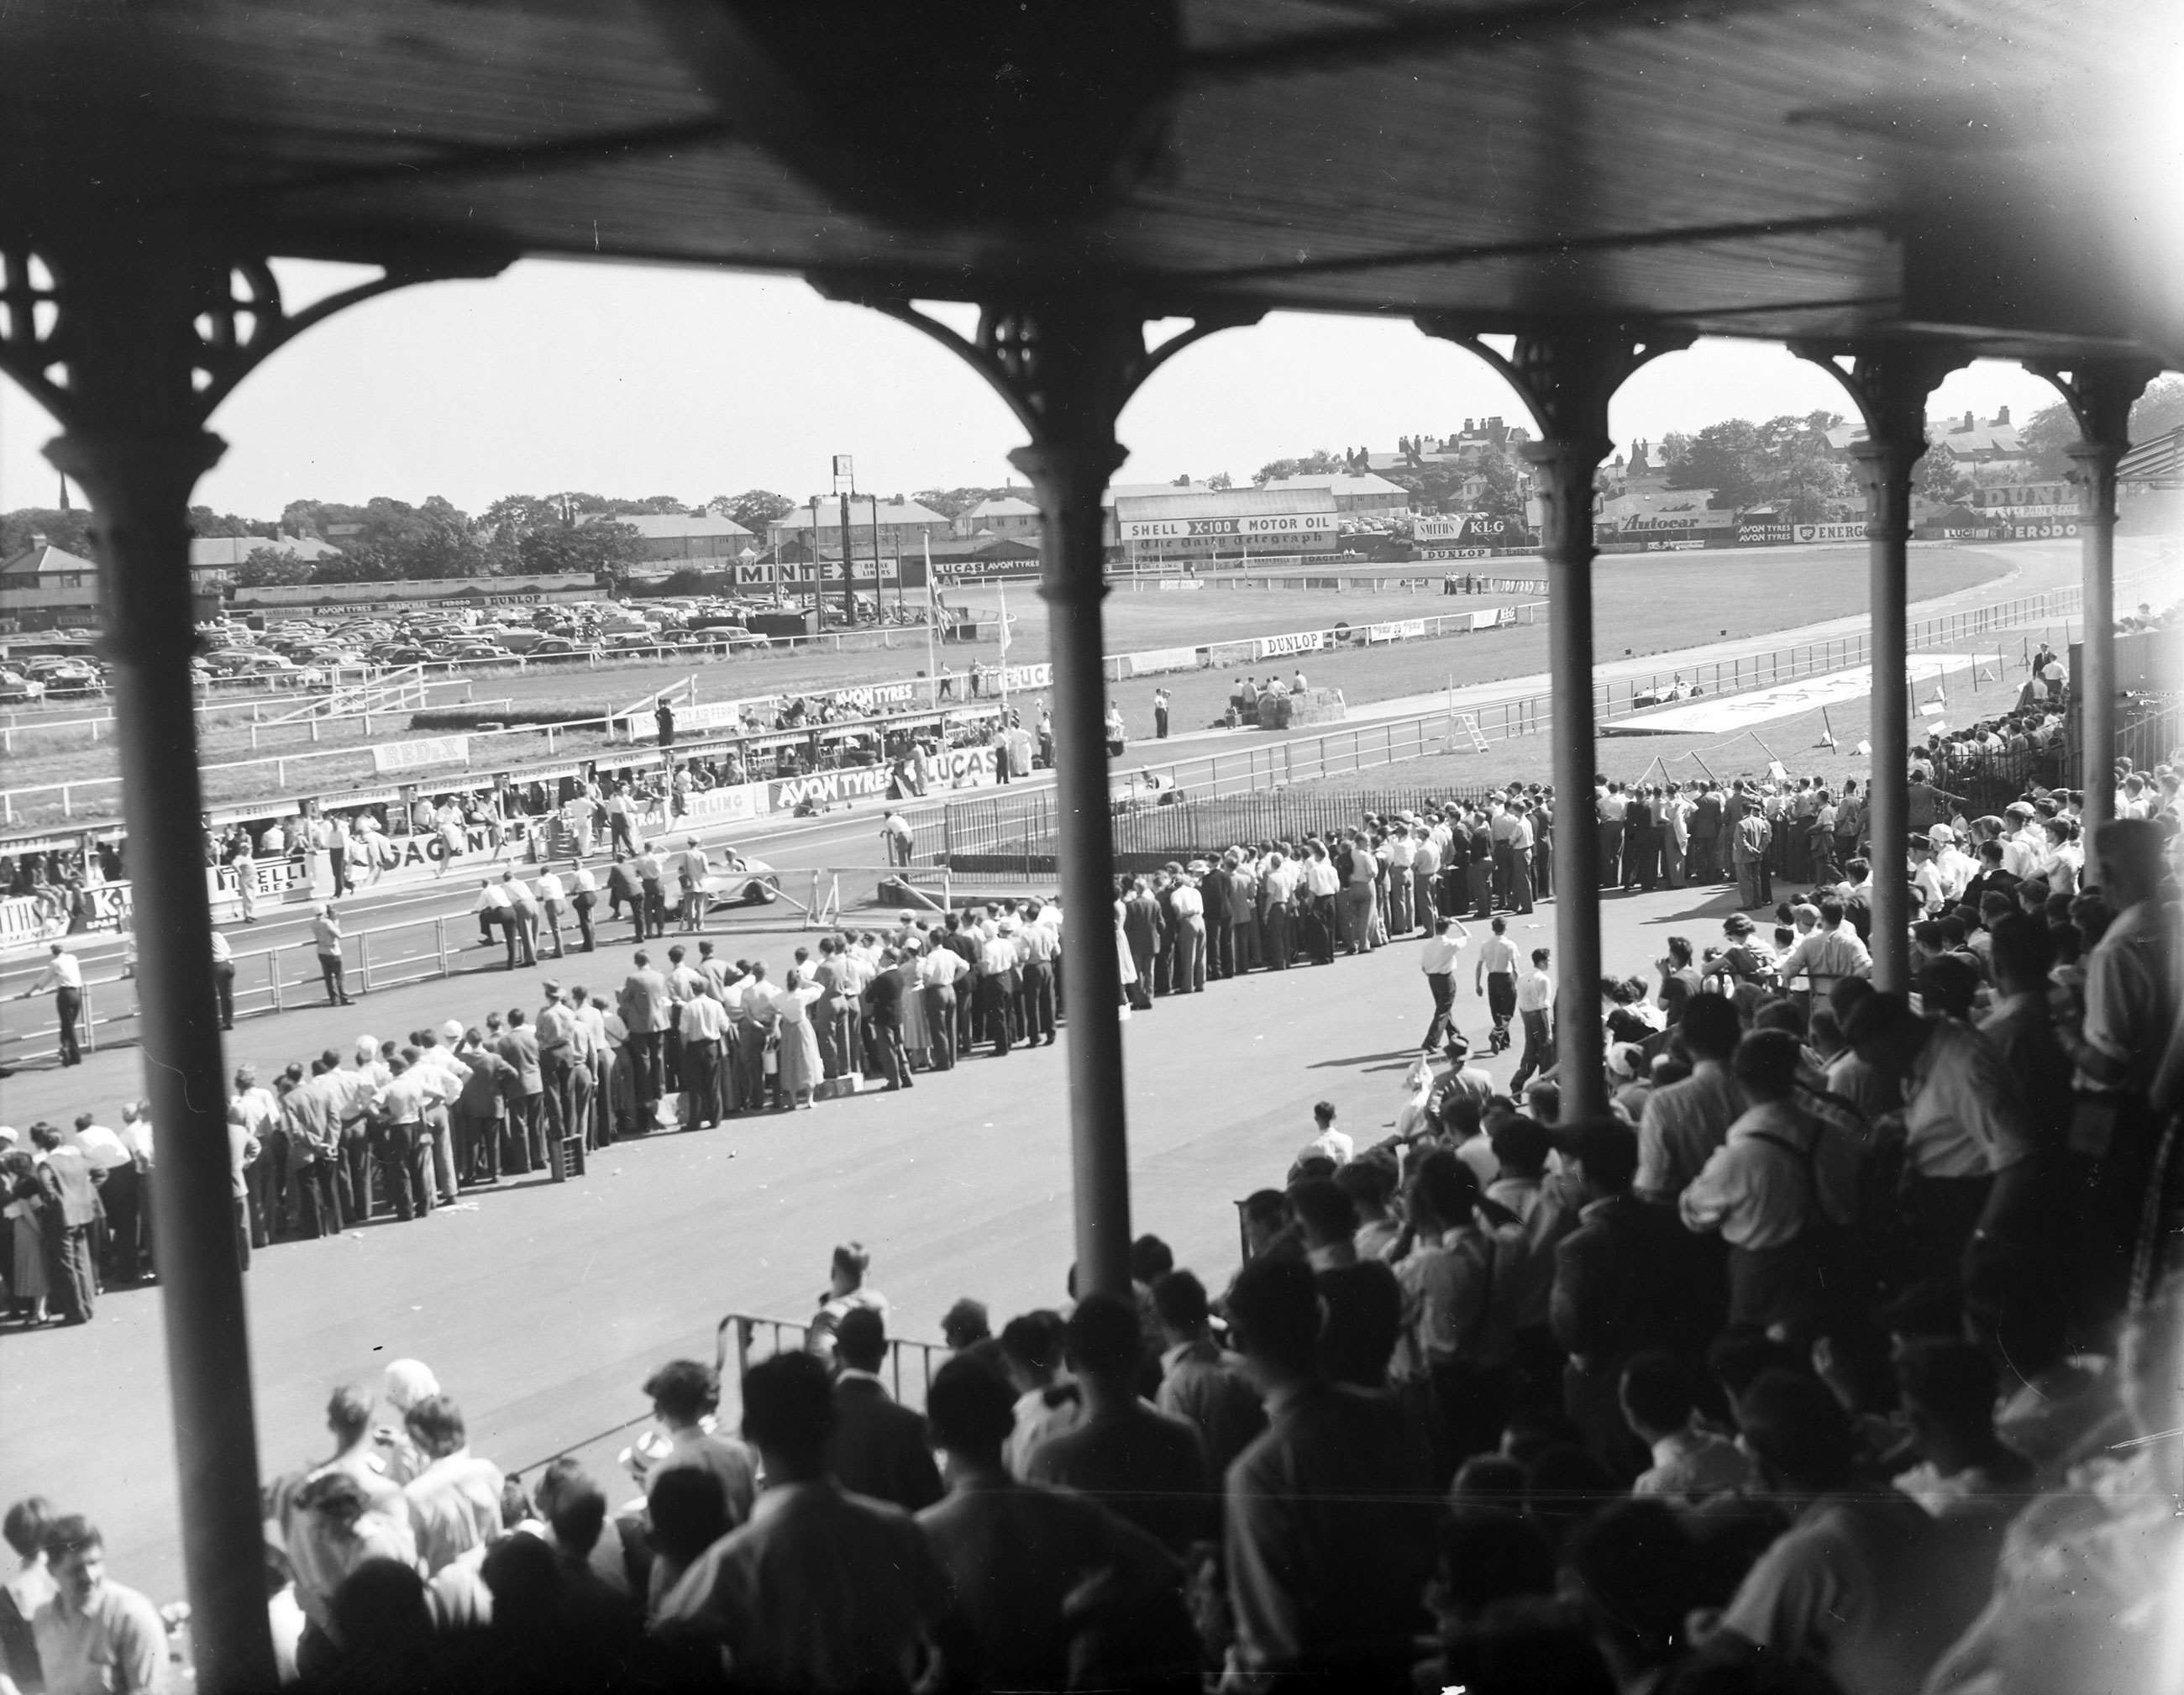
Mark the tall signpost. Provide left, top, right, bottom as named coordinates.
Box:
left=834, top=453, right=857, bottom=627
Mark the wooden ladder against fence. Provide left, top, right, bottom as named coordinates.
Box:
left=1452, top=712, right=1489, bottom=753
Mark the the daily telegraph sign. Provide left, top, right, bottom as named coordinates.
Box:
left=1118, top=512, right=1336, bottom=542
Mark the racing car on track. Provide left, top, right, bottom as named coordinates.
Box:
left=703, top=849, right=785, bottom=908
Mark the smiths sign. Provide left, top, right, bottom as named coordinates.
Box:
left=1119, top=512, right=1336, bottom=542
left=1415, top=514, right=1521, bottom=543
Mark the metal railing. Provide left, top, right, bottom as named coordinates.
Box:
left=496, top=1309, right=948, bottom=1488
left=1588, top=585, right=2085, bottom=717
left=719, top=1311, right=948, bottom=1409
left=0, top=580, right=2111, bottom=833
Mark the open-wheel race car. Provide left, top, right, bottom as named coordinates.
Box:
left=703, top=849, right=785, bottom=908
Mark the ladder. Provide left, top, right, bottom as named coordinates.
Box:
left=1452, top=711, right=1489, bottom=753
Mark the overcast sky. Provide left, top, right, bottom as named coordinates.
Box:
left=0, top=259, right=2071, bottom=521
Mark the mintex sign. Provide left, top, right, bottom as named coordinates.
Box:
left=1120, top=512, right=1336, bottom=542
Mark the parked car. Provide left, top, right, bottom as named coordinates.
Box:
left=0, top=667, right=48, bottom=701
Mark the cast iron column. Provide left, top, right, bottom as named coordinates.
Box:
left=1422, top=323, right=1693, bottom=1125
left=2029, top=360, right=2160, bottom=840
left=1014, top=436, right=1132, bottom=1294
left=1523, top=436, right=1611, bottom=1119
left=1851, top=435, right=1919, bottom=989
left=834, top=291, right=1257, bottom=1294
left=1793, top=344, right=1967, bottom=993
left=0, top=233, right=502, bottom=1695
left=51, top=430, right=276, bottom=1681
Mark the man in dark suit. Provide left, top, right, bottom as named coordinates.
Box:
left=31, top=1121, right=104, bottom=1324
left=1121, top=880, right=1159, bottom=1010
left=617, top=951, right=671, bottom=1110
left=494, top=1011, right=545, bottom=1174
left=825, top=1308, right=942, bottom=1511
left=1202, top=855, right=1234, bottom=979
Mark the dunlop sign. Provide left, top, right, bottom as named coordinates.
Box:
left=1257, top=629, right=1327, bottom=659
left=1119, top=512, right=1336, bottom=541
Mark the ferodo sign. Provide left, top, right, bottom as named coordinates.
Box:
left=772, top=765, right=894, bottom=810
left=1795, top=522, right=1871, bottom=543
left=1256, top=629, right=1326, bottom=660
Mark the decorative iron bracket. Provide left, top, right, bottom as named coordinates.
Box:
left=1415, top=318, right=1696, bottom=450
left=816, top=281, right=1262, bottom=446
left=1787, top=339, right=1971, bottom=464
left=2024, top=356, right=2162, bottom=456
left=0, top=235, right=512, bottom=433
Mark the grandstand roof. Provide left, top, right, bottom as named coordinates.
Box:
left=602, top=512, right=754, bottom=541
left=2118, top=425, right=2184, bottom=485
left=1261, top=472, right=1410, bottom=497
left=1111, top=485, right=1336, bottom=522
left=0, top=540, right=97, bottom=580
left=1, top=2, right=2172, bottom=362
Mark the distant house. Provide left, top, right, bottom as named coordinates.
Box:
left=591, top=511, right=755, bottom=563
left=1260, top=471, right=1410, bottom=517
left=187, top=531, right=346, bottom=591
left=1928, top=407, right=2024, bottom=465
left=1827, top=406, right=2029, bottom=467
left=0, top=536, right=101, bottom=630
left=951, top=493, right=1043, bottom=541
left=766, top=499, right=952, bottom=558
left=1364, top=415, right=1533, bottom=473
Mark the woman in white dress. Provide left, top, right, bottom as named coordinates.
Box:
left=773, top=967, right=825, bottom=1109
left=1115, top=896, right=1137, bottom=1016
left=896, top=938, right=932, bottom=1067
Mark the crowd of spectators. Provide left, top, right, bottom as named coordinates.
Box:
left=4, top=737, right=2178, bottom=1691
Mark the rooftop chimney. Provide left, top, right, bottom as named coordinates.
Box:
left=1964, top=410, right=1975, bottom=432
left=1995, top=405, right=2010, bottom=426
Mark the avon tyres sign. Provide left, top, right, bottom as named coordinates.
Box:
left=771, top=766, right=894, bottom=810
left=1737, top=523, right=1793, bottom=543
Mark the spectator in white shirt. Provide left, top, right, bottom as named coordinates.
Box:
left=1298, top=1100, right=1352, bottom=1168
left=1510, top=947, right=1555, bottom=1093
left=17, top=943, right=86, bottom=1068
left=1418, top=916, right=1470, bottom=1050
left=1620, top=1351, right=1752, bottom=1501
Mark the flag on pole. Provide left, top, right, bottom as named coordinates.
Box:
left=996, top=578, right=1011, bottom=704
left=923, top=534, right=940, bottom=696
